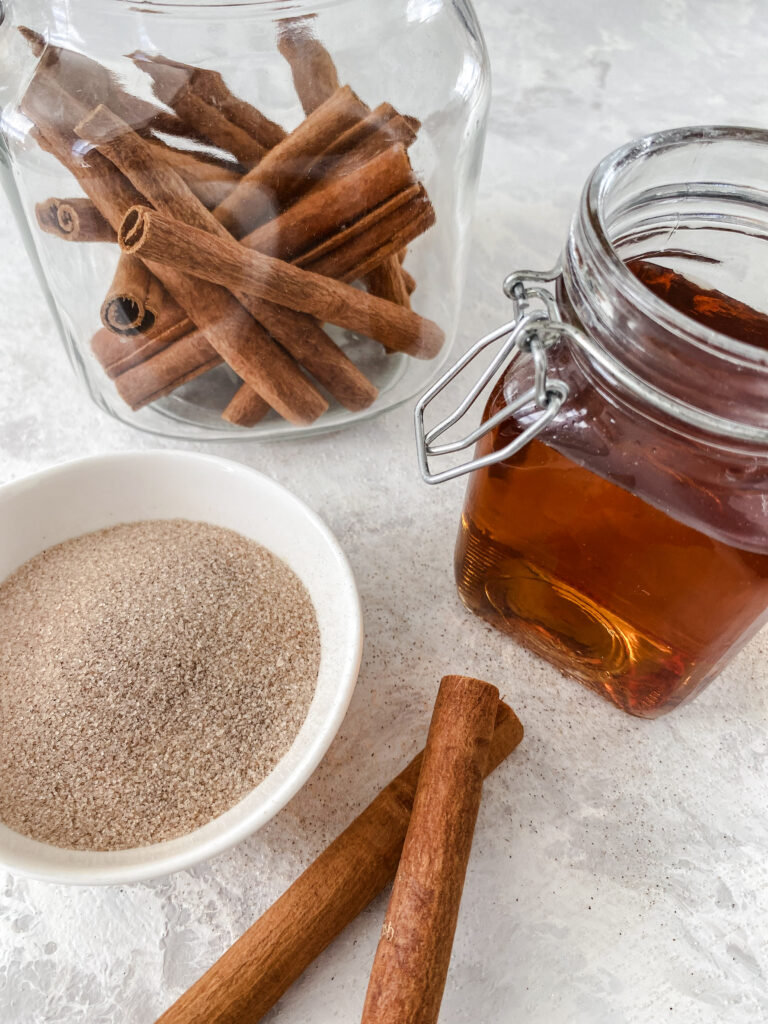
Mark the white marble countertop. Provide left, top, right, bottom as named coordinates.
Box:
left=1, top=1, right=768, bottom=1021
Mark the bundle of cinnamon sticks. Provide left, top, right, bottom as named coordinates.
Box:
left=20, top=19, right=443, bottom=428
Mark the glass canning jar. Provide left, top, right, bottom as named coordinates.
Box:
left=0, top=0, right=489, bottom=439
left=418, top=126, right=768, bottom=718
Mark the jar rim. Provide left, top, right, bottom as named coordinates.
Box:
left=581, top=123, right=768, bottom=369
left=96, top=0, right=347, bottom=13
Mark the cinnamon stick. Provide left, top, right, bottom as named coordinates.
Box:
left=300, top=187, right=435, bottom=281
left=213, top=85, right=371, bottom=237
left=361, top=676, right=499, bottom=1024
left=96, top=141, right=241, bottom=338
left=276, top=20, right=414, bottom=305
left=118, top=184, right=433, bottom=407
left=277, top=17, right=341, bottom=115
left=91, top=311, right=194, bottom=378
left=221, top=386, right=271, bottom=427
left=23, top=73, right=326, bottom=423
left=187, top=68, right=286, bottom=150
left=365, top=258, right=412, bottom=309
left=121, top=206, right=445, bottom=359
left=19, top=27, right=184, bottom=138
left=154, top=698, right=523, bottom=1024
left=292, top=183, right=422, bottom=271
left=131, top=51, right=287, bottom=151
left=101, top=255, right=168, bottom=335
left=148, top=141, right=242, bottom=210
left=240, top=143, right=416, bottom=261
left=34, top=196, right=116, bottom=242
left=75, top=103, right=376, bottom=412
left=114, top=329, right=222, bottom=409
left=317, top=113, right=418, bottom=312
left=132, top=55, right=266, bottom=167
left=314, top=103, right=415, bottom=165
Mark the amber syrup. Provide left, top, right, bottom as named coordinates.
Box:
left=455, top=262, right=768, bottom=716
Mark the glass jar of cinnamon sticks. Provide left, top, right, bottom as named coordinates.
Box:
left=418, top=126, right=768, bottom=718
left=0, top=0, right=489, bottom=438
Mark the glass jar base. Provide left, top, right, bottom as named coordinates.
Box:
left=455, top=517, right=707, bottom=719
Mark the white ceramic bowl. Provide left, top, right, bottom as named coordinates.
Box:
left=0, top=451, right=363, bottom=885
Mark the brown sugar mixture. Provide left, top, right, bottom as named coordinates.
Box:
left=0, top=519, right=320, bottom=851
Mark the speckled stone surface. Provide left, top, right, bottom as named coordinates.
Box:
left=1, top=1, right=768, bottom=1021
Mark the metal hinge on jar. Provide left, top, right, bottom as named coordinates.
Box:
left=415, top=268, right=571, bottom=484
left=416, top=265, right=768, bottom=484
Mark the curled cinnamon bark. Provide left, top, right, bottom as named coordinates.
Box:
left=100, top=255, right=167, bottom=336
left=35, top=196, right=116, bottom=242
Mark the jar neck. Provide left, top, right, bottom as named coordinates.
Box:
left=560, top=126, right=768, bottom=449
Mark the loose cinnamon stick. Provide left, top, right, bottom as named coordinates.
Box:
left=24, top=73, right=326, bottom=423
left=121, top=206, right=445, bottom=359
left=213, top=85, right=370, bottom=237
left=277, top=17, right=341, bottom=115
left=35, top=196, right=116, bottom=242
left=101, top=254, right=168, bottom=335
left=361, top=676, right=499, bottom=1024
left=76, top=103, right=377, bottom=412
left=155, top=698, right=523, bottom=1024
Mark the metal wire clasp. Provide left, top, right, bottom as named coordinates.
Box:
left=415, top=268, right=571, bottom=484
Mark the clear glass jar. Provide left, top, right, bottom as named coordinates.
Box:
left=418, top=126, right=768, bottom=718
left=0, top=0, right=489, bottom=439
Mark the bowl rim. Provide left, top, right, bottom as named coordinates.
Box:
left=0, top=450, right=363, bottom=885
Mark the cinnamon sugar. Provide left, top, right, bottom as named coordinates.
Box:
left=0, top=519, right=320, bottom=851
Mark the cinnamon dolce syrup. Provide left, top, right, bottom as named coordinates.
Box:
left=455, top=262, right=768, bottom=717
